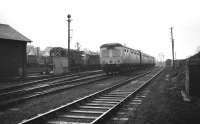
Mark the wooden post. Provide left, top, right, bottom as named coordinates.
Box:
left=170, top=27, right=175, bottom=69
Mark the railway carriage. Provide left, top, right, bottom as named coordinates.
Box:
left=100, top=43, right=155, bottom=73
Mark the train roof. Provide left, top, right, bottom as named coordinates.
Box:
left=100, top=43, right=154, bottom=59
left=100, top=43, right=123, bottom=48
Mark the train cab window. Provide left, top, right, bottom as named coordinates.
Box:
left=112, top=48, right=121, bottom=57
left=101, top=50, right=109, bottom=57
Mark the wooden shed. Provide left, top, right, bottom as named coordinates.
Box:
left=186, top=52, right=200, bottom=97
left=0, top=24, right=31, bottom=79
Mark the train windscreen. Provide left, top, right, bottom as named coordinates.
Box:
left=101, top=49, right=109, bottom=57
left=101, top=47, right=121, bottom=57
left=112, top=48, right=121, bottom=57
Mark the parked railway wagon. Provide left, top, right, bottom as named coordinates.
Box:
left=50, top=47, right=100, bottom=72
left=81, top=52, right=100, bottom=70
left=27, top=55, right=52, bottom=74
left=100, top=43, right=155, bottom=73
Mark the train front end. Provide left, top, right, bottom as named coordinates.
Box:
left=100, top=43, right=123, bottom=74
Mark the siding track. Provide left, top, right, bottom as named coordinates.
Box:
left=0, top=70, right=107, bottom=110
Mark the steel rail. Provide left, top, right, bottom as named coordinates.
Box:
left=91, top=68, right=163, bottom=124
left=18, top=69, right=155, bottom=124
left=0, top=74, right=109, bottom=110
left=0, top=70, right=103, bottom=93
left=0, top=73, right=105, bottom=100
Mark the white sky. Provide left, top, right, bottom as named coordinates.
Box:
left=0, top=0, right=200, bottom=60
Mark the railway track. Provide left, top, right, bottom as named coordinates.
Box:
left=19, top=67, right=163, bottom=124
left=0, top=71, right=108, bottom=110
left=0, top=70, right=103, bottom=93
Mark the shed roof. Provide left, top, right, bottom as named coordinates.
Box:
left=190, top=52, right=200, bottom=59
left=0, top=24, right=31, bottom=42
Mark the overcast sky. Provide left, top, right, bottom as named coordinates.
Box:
left=0, top=0, right=200, bottom=60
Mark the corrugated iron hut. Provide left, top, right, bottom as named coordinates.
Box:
left=0, top=24, right=31, bottom=79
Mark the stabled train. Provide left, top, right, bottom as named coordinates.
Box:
left=100, top=43, right=155, bottom=73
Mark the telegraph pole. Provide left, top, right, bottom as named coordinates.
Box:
left=170, top=27, right=175, bottom=68
left=67, top=14, right=71, bottom=71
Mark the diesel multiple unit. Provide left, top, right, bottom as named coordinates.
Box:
left=100, top=43, right=155, bottom=73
